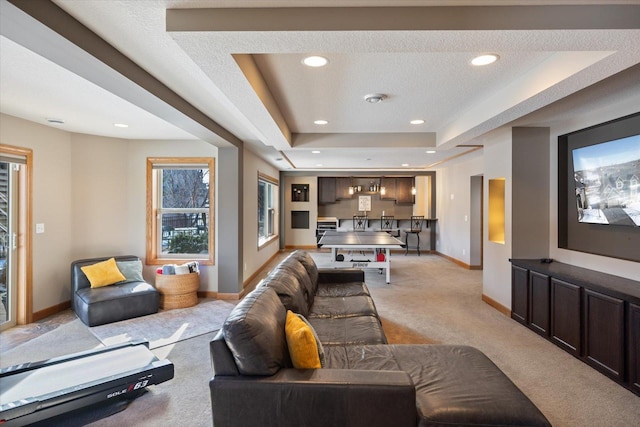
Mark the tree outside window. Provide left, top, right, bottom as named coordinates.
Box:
left=147, top=158, right=214, bottom=265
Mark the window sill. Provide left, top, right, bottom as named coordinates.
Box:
left=258, top=235, right=279, bottom=250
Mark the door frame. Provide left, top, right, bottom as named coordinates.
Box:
left=0, top=144, right=33, bottom=325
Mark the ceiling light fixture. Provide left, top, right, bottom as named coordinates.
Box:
left=302, top=56, right=328, bottom=67
left=46, top=118, right=64, bottom=124
left=471, top=54, right=499, bottom=66
left=113, top=123, right=129, bottom=128
left=402, top=163, right=409, bottom=167
left=312, top=150, right=321, bottom=154
left=314, top=120, right=328, bottom=125
left=316, top=164, right=323, bottom=167
left=410, top=119, right=425, bottom=125
left=364, top=93, right=387, bottom=104
left=426, top=150, right=436, bottom=154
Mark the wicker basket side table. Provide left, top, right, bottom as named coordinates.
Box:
left=155, top=272, right=200, bottom=309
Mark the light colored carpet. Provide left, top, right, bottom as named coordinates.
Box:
left=357, top=253, right=640, bottom=427
left=89, top=299, right=235, bottom=349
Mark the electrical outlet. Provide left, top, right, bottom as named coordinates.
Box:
left=36, top=223, right=45, bottom=234
left=462, top=249, right=466, bottom=256
left=464, top=215, right=468, bottom=222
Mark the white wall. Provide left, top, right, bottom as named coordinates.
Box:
left=435, top=151, right=483, bottom=264
left=243, top=149, right=281, bottom=282
left=481, top=127, right=514, bottom=309
left=1, top=114, right=73, bottom=312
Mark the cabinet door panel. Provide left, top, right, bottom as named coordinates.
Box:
left=630, top=303, right=640, bottom=394
left=583, top=290, right=624, bottom=381
left=318, top=177, right=336, bottom=204
left=551, top=278, right=581, bottom=356
left=511, top=265, right=528, bottom=325
left=335, top=177, right=352, bottom=199
left=529, top=271, right=550, bottom=337
left=395, top=177, right=414, bottom=204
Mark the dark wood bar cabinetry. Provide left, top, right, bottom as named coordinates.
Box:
left=510, top=259, right=640, bottom=396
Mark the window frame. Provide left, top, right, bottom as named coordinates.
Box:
left=258, top=172, right=278, bottom=250
left=146, top=157, right=215, bottom=266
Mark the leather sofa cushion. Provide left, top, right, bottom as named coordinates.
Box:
left=309, top=315, right=387, bottom=346
left=261, top=271, right=309, bottom=318
left=316, top=281, right=370, bottom=297
left=308, top=295, right=378, bottom=319
left=392, top=345, right=551, bottom=427
left=275, top=258, right=315, bottom=307
left=291, top=250, right=319, bottom=292
left=223, top=286, right=288, bottom=376
left=76, top=281, right=155, bottom=304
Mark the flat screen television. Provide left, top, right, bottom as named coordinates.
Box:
left=572, top=134, right=640, bottom=227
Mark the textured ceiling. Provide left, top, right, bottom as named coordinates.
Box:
left=1, top=1, right=639, bottom=171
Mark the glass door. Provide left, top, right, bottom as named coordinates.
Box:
left=0, top=161, right=17, bottom=329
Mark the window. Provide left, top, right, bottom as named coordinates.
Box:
left=147, top=158, right=214, bottom=265
left=258, top=173, right=278, bottom=248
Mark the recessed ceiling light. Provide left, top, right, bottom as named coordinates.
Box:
left=302, top=56, right=328, bottom=67
left=113, top=123, right=129, bottom=128
left=402, top=163, right=409, bottom=167
left=364, top=93, right=387, bottom=103
left=316, top=164, right=323, bottom=167
left=471, top=54, right=499, bottom=66
left=46, top=118, right=64, bottom=124
left=312, top=150, right=321, bottom=154
left=314, top=120, right=328, bottom=125
left=426, top=150, right=436, bottom=154
left=410, top=119, right=425, bottom=125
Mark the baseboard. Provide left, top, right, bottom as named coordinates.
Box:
left=197, top=291, right=217, bottom=299
left=285, top=245, right=319, bottom=250
left=215, top=292, right=241, bottom=300
left=435, top=251, right=483, bottom=270
left=239, top=250, right=284, bottom=299
left=482, top=294, right=511, bottom=317
left=33, top=300, right=71, bottom=322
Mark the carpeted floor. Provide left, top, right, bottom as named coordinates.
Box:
left=1, top=252, right=639, bottom=426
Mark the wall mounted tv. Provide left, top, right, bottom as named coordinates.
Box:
left=558, top=111, right=640, bottom=262
left=572, top=134, right=640, bottom=227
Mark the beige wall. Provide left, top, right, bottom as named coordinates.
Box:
left=0, top=114, right=221, bottom=315
left=243, top=148, right=281, bottom=282
left=283, top=175, right=318, bottom=248
left=1, top=114, right=73, bottom=312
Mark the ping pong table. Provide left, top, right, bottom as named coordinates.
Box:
left=317, top=231, right=405, bottom=284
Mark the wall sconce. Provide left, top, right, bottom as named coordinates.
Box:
left=411, top=187, right=416, bottom=195
left=380, top=187, right=386, bottom=196
left=348, top=186, right=354, bottom=195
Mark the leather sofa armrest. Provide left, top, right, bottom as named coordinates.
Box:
left=210, top=369, right=416, bottom=427
left=318, top=268, right=365, bottom=283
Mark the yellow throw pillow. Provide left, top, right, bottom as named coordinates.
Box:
left=285, top=310, right=322, bottom=369
left=81, top=258, right=127, bottom=288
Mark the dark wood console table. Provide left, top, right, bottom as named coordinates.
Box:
left=510, top=259, right=640, bottom=396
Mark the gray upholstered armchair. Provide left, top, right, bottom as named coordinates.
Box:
left=71, top=255, right=159, bottom=327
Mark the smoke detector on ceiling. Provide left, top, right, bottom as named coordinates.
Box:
left=364, top=93, right=387, bottom=104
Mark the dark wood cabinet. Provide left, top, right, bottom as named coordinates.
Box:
left=395, top=177, right=414, bottom=204
left=629, top=303, right=640, bottom=394
left=529, top=271, right=550, bottom=337
left=335, top=177, right=352, bottom=199
left=380, top=177, right=396, bottom=200
left=318, top=177, right=336, bottom=204
left=511, top=265, right=528, bottom=325
left=551, top=278, right=582, bottom=357
left=584, top=290, right=625, bottom=381
left=510, top=259, right=640, bottom=397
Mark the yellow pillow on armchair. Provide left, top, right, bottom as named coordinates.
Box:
left=285, top=310, right=324, bottom=369
left=81, top=258, right=126, bottom=288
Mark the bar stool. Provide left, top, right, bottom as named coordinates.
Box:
left=353, top=215, right=367, bottom=231
left=380, top=215, right=399, bottom=237
left=404, top=216, right=424, bottom=255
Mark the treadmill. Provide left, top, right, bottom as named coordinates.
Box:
left=0, top=339, right=174, bottom=426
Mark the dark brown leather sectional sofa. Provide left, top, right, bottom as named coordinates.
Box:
left=209, top=250, right=551, bottom=427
